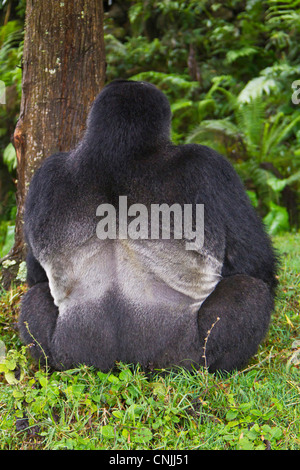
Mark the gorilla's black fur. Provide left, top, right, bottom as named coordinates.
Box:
left=19, top=80, right=278, bottom=373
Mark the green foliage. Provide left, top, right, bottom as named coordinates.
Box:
left=263, top=201, right=290, bottom=235
left=3, top=142, right=17, bottom=172
left=186, top=87, right=300, bottom=227
left=221, top=399, right=284, bottom=450
left=0, top=20, right=23, bottom=92
left=0, top=356, right=299, bottom=450
left=225, top=46, right=259, bottom=65
left=237, top=75, right=277, bottom=104
left=0, top=11, right=23, bottom=258
left=0, top=222, right=14, bottom=257
left=0, top=344, right=26, bottom=384
left=131, top=71, right=199, bottom=96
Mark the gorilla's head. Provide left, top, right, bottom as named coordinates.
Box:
left=83, top=80, right=172, bottom=158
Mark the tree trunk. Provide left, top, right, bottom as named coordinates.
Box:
left=2, top=0, right=106, bottom=288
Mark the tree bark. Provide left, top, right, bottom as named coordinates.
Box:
left=2, top=0, right=106, bottom=288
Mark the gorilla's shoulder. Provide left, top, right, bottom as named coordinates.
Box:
left=25, top=152, right=71, bottom=209
left=29, top=152, right=70, bottom=188
left=174, top=143, right=239, bottom=184
left=176, top=143, right=232, bottom=165
left=34, top=151, right=70, bottom=176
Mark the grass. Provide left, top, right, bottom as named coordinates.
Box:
left=0, top=233, right=299, bottom=450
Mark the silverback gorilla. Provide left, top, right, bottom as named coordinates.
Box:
left=19, top=79, right=278, bottom=373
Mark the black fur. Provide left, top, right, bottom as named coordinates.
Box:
left=19, top=79, right=278, bottom=372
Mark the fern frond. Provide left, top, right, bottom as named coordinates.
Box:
left=170, top=99, right=193, bottom=114
left=235, top=98, right=266, bottom=155
left=130, top=71, right=199, bottom=94
left=272, top=114, right=300, bottom=148
left=237, top=76, right=277, bottom=104
left=261, top=113, right=300, bottom=160
left=225, top=47, right=258, bottom=64
left=186, top=119, right=242, bottom=144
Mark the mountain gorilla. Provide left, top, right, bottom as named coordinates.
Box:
left=19, top=79, right=278, bottom=373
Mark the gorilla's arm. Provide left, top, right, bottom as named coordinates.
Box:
left=180, top=145, right=277, bottom=372
left=23, top=153, right=69, bottom=287
left=25, top=247, right=48, bottom=287
left=219, top=167, right=278, bottom=292
left=185, top=144, right=278, bottom=292
left=19, top=153, right=68, bottom=366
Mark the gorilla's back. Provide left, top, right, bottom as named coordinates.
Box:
left=46, top=236, right=221, bottom=309
left=43, top=233, right=222, bottom=368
